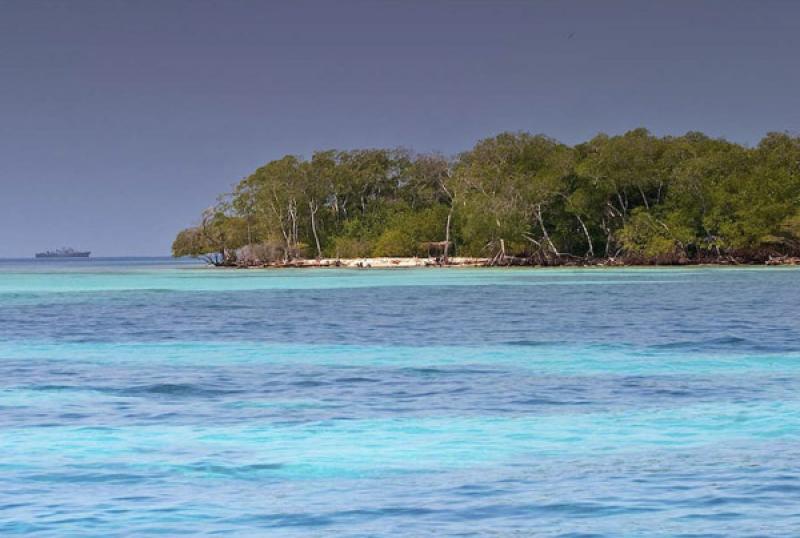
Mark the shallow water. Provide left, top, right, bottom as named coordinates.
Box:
left=1, top=258, right=799, bottom=536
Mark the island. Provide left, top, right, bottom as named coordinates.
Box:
left=173, top=129, right=800, bottom=267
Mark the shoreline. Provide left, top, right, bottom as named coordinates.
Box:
left=210, top=255, right=800, bottom=269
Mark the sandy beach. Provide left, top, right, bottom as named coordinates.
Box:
left=248, top=256, right=491, bottom=269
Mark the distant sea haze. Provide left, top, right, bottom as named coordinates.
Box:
left=1, top=259, right=800, bottom=535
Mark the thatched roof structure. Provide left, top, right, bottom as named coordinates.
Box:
left=420, top=241, right=452, bottom=256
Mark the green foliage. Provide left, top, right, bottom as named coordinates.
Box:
left=373, top=206, right=450, bottom=256
left=618, top=209, right=695, bottom=261
left=172, top=205, right=248, bottom=264
left=372, top=229, right=417, bottom=257
left=769, top=211, right=800, bottom=250
left=330, top=237, right=373, bottom=258
left=175, top=129, right=800, bottom=264
left=171, top=227, right=207, bottom=258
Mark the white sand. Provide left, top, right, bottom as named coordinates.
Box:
left=254, top=257, right=490, bottom=268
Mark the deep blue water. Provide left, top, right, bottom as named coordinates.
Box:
left=1, top=258, right=800, bottom=536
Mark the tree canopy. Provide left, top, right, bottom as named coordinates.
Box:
left=173, top=129, right=800, bottom=265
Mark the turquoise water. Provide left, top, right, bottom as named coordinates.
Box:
left=1, top=259, right=799, bottom=536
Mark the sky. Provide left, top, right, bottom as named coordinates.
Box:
left=1, top=0, right=799, bottom=257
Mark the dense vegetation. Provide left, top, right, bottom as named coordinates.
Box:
left=173, top=129, right=800, bottom=265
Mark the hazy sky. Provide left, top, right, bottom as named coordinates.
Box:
left=1, top=0, right=799, bottom=256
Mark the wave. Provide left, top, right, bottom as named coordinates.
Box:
left=647, top=335, right=793, bottom=354
left=504, top=339, right=566, bottom=347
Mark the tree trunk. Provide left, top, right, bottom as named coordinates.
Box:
left=287, top=199, right=298, bottom=259
left=638, top=185, right=650, bottom=209
left=268, top=195, right=291, bottom=262
left=576, top=215, right=594, bottom=258
left=309, top=200, right=322, bottom=260
left=536, top=205, right=559, bottom=257
left=246, top=214, right=253, bottom=246
left=617, top=192, right=628, bottom=218
left=443, top=207, right=453, bottom=264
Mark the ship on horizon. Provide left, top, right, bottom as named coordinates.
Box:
left=35, top=247, right=91, bottom=258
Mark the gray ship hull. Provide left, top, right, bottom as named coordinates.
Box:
left=35, top=251, right=91, bottom=258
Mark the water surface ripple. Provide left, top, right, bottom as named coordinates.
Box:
left=1, top=259, right=799, bottom=536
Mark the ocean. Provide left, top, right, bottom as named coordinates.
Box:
left=1, top=258, right=799, bottom=536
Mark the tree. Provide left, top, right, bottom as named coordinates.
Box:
left=406, top=153, right=455, bottom=259
left=172, top=204, right=247, bottom=265
left=175, top=129, right=800, bottom=265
